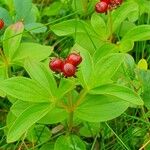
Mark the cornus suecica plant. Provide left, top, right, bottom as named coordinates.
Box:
left=1, top=0, right=150, bottom=149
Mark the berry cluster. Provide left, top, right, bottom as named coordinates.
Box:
left=0, top=19, right=4, bottom=30
left=95, top=0, right=123, bottom=13
left=49, top=53, right=82, bottom=77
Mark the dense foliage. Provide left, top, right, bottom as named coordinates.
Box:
left=0, top=0, right=150, bottom=149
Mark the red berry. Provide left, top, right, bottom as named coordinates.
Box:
left=0, top=19, right=4, bottom=30
left=66, top=53, right=82, bottom=67
left=101, top=0, right=111, bottom=4
left=95, top=2, right=108, bottom=13
left=49, top=58, right=63, bottom=73
left=62, top=62, right=76, bottom=77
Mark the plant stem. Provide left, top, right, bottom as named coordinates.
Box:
left=67, top=92, right=74, bottom=133
left=108, top=11, right=113, bottom=42
left=68, top=111, right=74, bottom=132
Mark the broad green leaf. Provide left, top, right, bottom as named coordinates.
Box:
left=0, top=77, right=51, bottom=102
left=118, top=21, right=136, bottom=37
left=3, top=22, right=24, bottom=60
left=93, top=43, right=118, bottom=64
left=91, top=13, right=107, bottom=39
left=110, top=1, right=138, bottom=33
left=75, top=44, right=94, bottom=89
left=75, top=32, right=102, bottom=54
left=13, top=42, right=52, bottom=65
left=122, top=25, right=150, bottom=42
left=57, top=78, right=76, bottom=99
left=7, top=103, right=52, bottom=143
left=120, top=25, right=150, bottom=52
left=11, top=99, right=67, bottom=124
left=119, top=39, right=134, bottom=52
left=135, top=0, right=150, bottom=15
left=42, top=1, right=62, bottom=16
left=14, top=0, right=32, bottom=20
left=51, top=19, right=95, bottom=37
left=11, top=100, right=34, bottom=116
left=0, top=7, right=12, bottom=26
left=94, top=53, right=125, bottom=86
left=38, top=107, right=67, bottom=124
left=27, top=125, right=52, bottom=143
left=25, top=23, right=47, bottom=33
left=90, top=84, right=143, bottom=105
left=24, top=60, right=57, bottom=99
left=75, top=95, right=129, bottom=122
left=54, top=135, right=86, bottom=150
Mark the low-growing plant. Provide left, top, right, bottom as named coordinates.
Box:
left=0, top=0, right=150, bottom=149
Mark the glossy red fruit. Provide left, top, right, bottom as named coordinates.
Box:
left=49, top=58, right=63, bottom=73
left=62, top=62, right=76, bottom=77
left=66, top=53, right=82, bottom=67
left=101, top=0, right=111, bottom=4
left=95, top=1, right=108, bottom=13
left=0, top=19, right=4, bottom=30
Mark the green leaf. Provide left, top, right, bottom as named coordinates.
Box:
left=24, top=60, right=57, bottom=99
left=90, top=84, right=143, bottom=105
left=0, top=77, right=51, bottom=102
left=13, top=42, right=52, bottom=65
left=7, top=103, right=52, bottom=143
left=94, top=53, right=125, bottom=86
left=3, top=21, right=24, bottom=60
left=25, top=23, right=47, bottom=33
left=42, top=1, right=62, bottom=16
left=54, top=135, right=86, bottom=150
left=110, top=1, right=138, bottom=33
left=40, top=143, right=54, bottom=150
left=79, top=122, right=100, bottom=137
left=14, top=0, right=32, bottom=20
left=91, top=13, right=107, bottom=40
left=93, top=43, right=118, bottom=64
left=51, top=19, right=95, bottom=37
left=122, top=25, right=150, bottom=42
left=38, top=107, right=67, bottom=124
left=11, top=100, right=34, bottom=116
left=27, top=125, right=52, bottom=143
left=75, top=45, right=94, bottom=89
left=118, top=21, right=136, bottom=37
left=75, top=95, right=129, bottom=122
left=11, top=98, right=67, bottom=125
left=57, top=78, right=76, bottom=99
left=0, top=7, right=13, bottom=26
left=75, top=32, right=102, bottom=54
left=120, top=25, right=150, bottom=52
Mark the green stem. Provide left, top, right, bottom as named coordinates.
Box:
left=68, top=111, right=74, bottom=132
left=67, top=92, right=74, bottom=133
left=108, top=11, right=113, bottom=42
